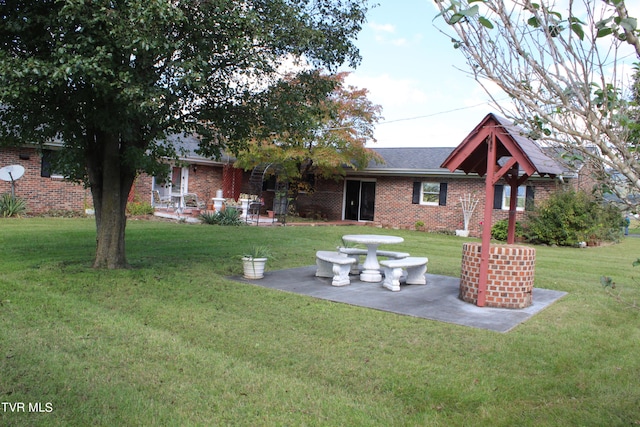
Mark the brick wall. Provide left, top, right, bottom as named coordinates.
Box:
left=184, top=164, right=224, bottom=207
left=459, top=242, right=536, bottom=308
left=1, top=145, right=565, bottom=227
left=0, top=147, right=91, bottom=214
left=373, top=176, right=463, bottom=231
left=0, top=146, right=230, bottom=213
left=373, top=176, right=561, bottom=235
left=130, top=173, right=153, bottom=204
left=296, top=179, right=344, bottom=219
left=300, top=174, right=562, bottom=235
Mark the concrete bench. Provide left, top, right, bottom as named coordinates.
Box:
left=338, top=247, right=410, bottom=274
left=315, top=251, right=357, bottom=287
left=379, top=257, right=428, bottom=292
left=339, top=247, right=410, bottom=258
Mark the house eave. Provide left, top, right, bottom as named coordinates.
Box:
left=348, top=167, right=573, bottom=181
left=178, top=155, right=230, bottom=166
left=351, top=168, right=469, bottom=177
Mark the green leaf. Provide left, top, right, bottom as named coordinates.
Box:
left=449, top=13, right=464, bottom=25
left=620, top=17, right=638, bottom=32
left=596, top=17, right=614, bottom=29
left=459, top=5, right=480, bottom=17
left=549, top=11, right=563, bottom=20
left=527, top=17, right=540, bottom=28
left=600, top=276, right=615, bottom=289
left=571, top=23, right=585, bottom=40
left=597, top=27, right=613, bottom=38
left=479, top=17, right=494, bottom=29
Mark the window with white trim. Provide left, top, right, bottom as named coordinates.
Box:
left=421, top=182, right=440, bottom=205
left=502, top=185, right=526, bottom=211
left=412, top=181, right=447, bottom=206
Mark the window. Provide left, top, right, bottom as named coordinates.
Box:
left=493, top=185, right=535, bottom=210
left=421, top=182, right=440, bottom=205
left=503, top=186, right=526, bottom=210
left=412, top=182, right=447, bottom=206
left=41, top=149, right=64, bottom=179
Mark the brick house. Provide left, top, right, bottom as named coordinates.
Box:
left=1, top=119, right=574, bottom=234
left=0, top=145, right=92, bottom=213
left=0, top=136, right=242, bottom=215
left=295, top=146, right=572, bottom=236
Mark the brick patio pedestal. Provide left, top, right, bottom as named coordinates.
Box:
left=459, top=243, right=535, bottom=308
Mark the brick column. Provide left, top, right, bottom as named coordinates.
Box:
left=459, top=243, right=535, bottom=308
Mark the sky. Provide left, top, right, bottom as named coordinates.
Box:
left=341, top=0, right=494, bottom=148
left=341, top=0, right=640, bottom=149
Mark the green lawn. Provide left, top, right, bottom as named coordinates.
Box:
left=1, top=218, right=639, bottom=426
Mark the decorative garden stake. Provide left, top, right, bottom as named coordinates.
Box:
left=456, top=193, right=479, bottom=237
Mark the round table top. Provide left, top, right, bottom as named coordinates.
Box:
left=342, top=234, right=404, bottom=245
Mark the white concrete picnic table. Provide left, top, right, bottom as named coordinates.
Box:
left=342, top=234, right=404, bottom=282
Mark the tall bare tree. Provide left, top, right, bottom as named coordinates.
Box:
left=434, top=0, right=640, bottom=203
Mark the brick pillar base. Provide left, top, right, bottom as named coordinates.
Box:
left=459, top=243, right=535, bottom=309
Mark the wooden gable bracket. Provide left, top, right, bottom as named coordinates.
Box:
left=492, top=157, right=518, bottom=185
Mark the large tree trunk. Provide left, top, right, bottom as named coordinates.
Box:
left=88, top=131, right=136, bottom=269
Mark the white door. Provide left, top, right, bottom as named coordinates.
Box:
left=153, top=166, right=189, bottom=206
left=171, top=166, right=189, bottom=207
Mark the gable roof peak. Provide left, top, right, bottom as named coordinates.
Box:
left=441, top=113, right=565, bottom=177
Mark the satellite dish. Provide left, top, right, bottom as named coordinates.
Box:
left=0, top=164, right=26, bottom=198
left=0, top=164, right=25, bottom=182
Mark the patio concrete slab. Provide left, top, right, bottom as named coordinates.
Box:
left=230, top=266, right=567, bottom=333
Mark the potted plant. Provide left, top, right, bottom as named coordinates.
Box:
left=240, top=245, right=272, bottom=279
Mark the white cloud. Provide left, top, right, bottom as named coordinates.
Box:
left=369, top=22, right=396, bottom=33
left=368, top=21, right=413, bottom=47
left=370, top=113, right=478, bottom=148
left=344, top=72, right=495, bottom=147
left=344, top=73, right=428, bottom=109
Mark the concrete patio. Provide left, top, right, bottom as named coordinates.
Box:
left=230, top=266, right=567, bottom=333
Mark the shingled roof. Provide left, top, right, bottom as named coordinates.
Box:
left=491, top=114, right=565, bottom=176
left=361, top=147, right=458, bottom=175
left=161, top=133, right=235, bottom=164
left=441, top=113, right=565, bottom=177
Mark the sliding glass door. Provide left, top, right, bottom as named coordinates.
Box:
left=344, top=180, right=376, bottom=221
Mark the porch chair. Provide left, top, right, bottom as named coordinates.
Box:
left=152, top=190, right=172, bottom=209
left=246, top=200, right=262, bottom=223
left=183, top=193, right=205, bottom=209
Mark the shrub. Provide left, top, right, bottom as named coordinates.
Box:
left=0, top=193, right=27, bottom=217
left=524, top=189, right=623, bottom=246
left=41, top=209, right=84, bottom=218
left=199, top=211, right=219, bottom=225
left=199, top=208, right=244, bottom=226
left=216, top=208, right=243, bottom=226
left=491, top=219, right=523, bottom=241
left=126, top=201, right=154, bottom=216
